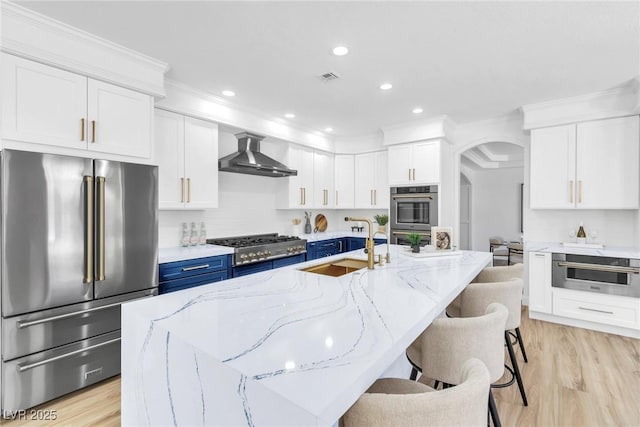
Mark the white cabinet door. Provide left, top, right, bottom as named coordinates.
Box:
left=184, top=117, right=219, bottom=209
left=87, top=79, right=152, bottom=158
left=1, top=53, right=87, bottom=149
left=412, top=141, right=440, bottom=184
left=387, top=144, right=412, bottom=185
left=155, top=110, right=185, bottom=209
left=577, top=116, right=639, bottom=209
left=313, top=151, right=334, bottom=208
left=334, top=155, right=355, bottom=208
left=530, top=124, right=576, bottom=209
left=281, top=145, right=314, bottom=208
left=374, top=150, right=389, bottom=208
left=528, top=252, right=552, bottom=314
left=354, top=153, right=376, bottom=208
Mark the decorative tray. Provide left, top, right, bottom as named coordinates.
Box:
left=402, top=249, right=464, bottom=258
left=561, top=242, right=604, bottom=249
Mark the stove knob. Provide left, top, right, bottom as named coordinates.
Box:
left=240, top=254, right=247, bottom=259
left=265, top=251, right=272, bottom=256
left=287, top=247, right=293, bottom=253
left=249, top=253, right=256, bottom=258
left=257, top=251, right=264, bottom=257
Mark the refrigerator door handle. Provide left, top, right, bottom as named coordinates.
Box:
left=17, top=338, right=121, bottom=372
left=96, top=176, right=106, bottom=281
left=83, top=176, right=94, bottom=283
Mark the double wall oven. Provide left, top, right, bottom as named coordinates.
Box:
left=389, top=186, right=438, bottom=246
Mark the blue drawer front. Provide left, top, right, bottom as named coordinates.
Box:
left=233, top=260, right=273, bottom=277
left=307, top=239, right=339, bottom=260
left=159, top=255, right=231, bottom=282
left=273, top=254, right=305, bottom=268
left=346, top=237, right=387, bottom=252
left=159, top=270, right=229, bottom=294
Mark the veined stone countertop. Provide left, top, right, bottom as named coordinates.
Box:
left=122, top=245, right=491, bottom=426
left=298, top=230, right=388, bottom=242
left=158, top=245, right=235, bottom=264
left=526, top=241, right=640, bottom=259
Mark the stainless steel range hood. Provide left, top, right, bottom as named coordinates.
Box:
left=218, top=132, right=297, bottom=177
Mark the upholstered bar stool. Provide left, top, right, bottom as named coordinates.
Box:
left=448, top=275, right=528, bottom=407
left=406, top=303, right=508, bottom=427
left=341, top=358, right=490, bottom=427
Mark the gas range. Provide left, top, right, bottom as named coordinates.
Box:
left=207, top=233, right=307, bottom=265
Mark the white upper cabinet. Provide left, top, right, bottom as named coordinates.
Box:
left=530, top=116, right=639, bottom=209
left=87, top=79, right=152, bottom=158
left=334, top=155, right=355, bottom=209
left=155, top=110, right=218, bottom=210
left=1, top=53, right=153, bottom=159
left=388, top=141, right=440, bottom=185
left=355, top=151, right=389, bottom=209
left=313, top=151, right=334, bottom=208
left=2, top=54, right=87, bottom=149
left=279, top=144, right=315, bottom=209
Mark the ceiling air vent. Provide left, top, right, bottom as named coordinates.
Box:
left=318, top=72, right=340, bottom=82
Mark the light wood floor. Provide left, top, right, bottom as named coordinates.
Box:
left=1, top=307, right=638, bottom=427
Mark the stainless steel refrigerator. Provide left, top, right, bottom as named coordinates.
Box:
left=0, top=149, right=158, bottom=412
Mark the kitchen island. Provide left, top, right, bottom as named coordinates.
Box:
left=121, top=245, right=492, bottom=426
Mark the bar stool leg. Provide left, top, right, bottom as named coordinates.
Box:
left=505, top=331, right=528, bottom=406
left=515, top=327, right=528, bottom=363
left=488, top=390, right=502, bottom=427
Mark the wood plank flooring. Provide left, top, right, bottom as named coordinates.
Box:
left=1, top=307, right=638, bottom=426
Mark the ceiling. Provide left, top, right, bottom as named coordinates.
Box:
left=16, top=1, right=640, bottom=138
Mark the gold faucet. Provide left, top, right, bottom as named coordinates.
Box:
left=373, top=228, right=391, bottom=264
left=345, top=217, right=375, bottom=269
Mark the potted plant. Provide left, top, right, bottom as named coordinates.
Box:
left=407, top=233, right=422, bottom=253
left=374, top=214, right=389, bottom=233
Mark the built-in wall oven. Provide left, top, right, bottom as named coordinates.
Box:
left=552, top=253, right=640, bottom=298
left=390, top=186, right=438, bottom=232
left=390, top=230, right=432, bottom=246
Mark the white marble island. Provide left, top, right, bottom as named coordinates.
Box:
left=121, top=245, right=492, bottom=426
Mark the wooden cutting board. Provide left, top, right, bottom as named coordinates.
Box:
left=314, top=214, right=327, bottom=232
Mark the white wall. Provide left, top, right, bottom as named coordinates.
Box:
left=469, top=167, right=524, bottom=251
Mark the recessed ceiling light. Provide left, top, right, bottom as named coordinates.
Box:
left=379, top=83, right=393, bottom=90
left=222, top=90, right=235, bottom=97
left=325, top=127, right=333, bottom=132
left=332, top=46, right=349, bottom=56
left=412, top=107, right=423, bottom=114
left=285, top=113, right=295, bottom=119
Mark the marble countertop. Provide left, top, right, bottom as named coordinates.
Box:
left=158, top=245, right=234, bottom=264
left=526, top=241, right=640, bottom=259
left=122, top=245, right=491, bottom=426
left=299, top=230, right=388, bottom=242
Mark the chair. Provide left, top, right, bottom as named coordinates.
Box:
left=341, top=358, right=490, bottom=427
left=406, top=303, right=508, bottom=427
left=507, top=242, right=524, bottom=265
left=489, top=237, right=508, bottom=266
left=447, top=264, right=527, bottom=406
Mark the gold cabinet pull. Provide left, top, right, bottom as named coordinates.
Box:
left=335, top=190, right=339, bottom=206
left=374, top=189, right=377, bottom=205
left=299, top=188, right=303, bottom=205
left=180, top=178, right=185, bottom=203
left=578, top=180, right=582, bottom=203
left=409, top=169, right=412, bottom=180
left=187, top=178, right=191, bottom=203
left=91, top=120, right=96, bottom=143
left=570, top=180, right=574, bottom=203
left=96, top=176, right=106, bottom=281
left=303, top=188, right=306, bottom=205
left=81, top=118, right=85, bottom=141
left=412, top=168, right=416, bottom=181
left=370, top=189, right=374, bottom=206
left=83, top=176, right=94, bottom=283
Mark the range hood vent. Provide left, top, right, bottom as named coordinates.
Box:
left=218, top=132, right=297, bottom=178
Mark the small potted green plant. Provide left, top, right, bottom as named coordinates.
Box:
left=374, top=214, right=389, bottom=233
left=407, top=233, right=422, bottom=253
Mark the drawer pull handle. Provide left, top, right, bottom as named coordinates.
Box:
left=578, top=306, right=614, bottom=315
left=17, top=338, right=121, bottom=372
left=181, top=264, right=210, bottom=272
left=17, top=301, right=124, bottom=329
left=557, top=261, right=639, bottom=274
left=534, top=254, right=546, bottom=257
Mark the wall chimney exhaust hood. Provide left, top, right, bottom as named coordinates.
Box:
left=218, top=132, right=297, bottom=177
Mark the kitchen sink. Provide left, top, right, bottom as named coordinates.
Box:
left=300, top=258, right=370, bottom=277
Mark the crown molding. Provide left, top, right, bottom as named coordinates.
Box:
left=381, top=115, right=457, bottom=146
left=521, top=80, right=639, bottom=130
left=157, top=79, right=335, bottom=152
left=1, top=1, right=168, bottom=96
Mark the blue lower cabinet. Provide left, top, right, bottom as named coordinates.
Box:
left=337, top=238, right=347, bottom=253
left=273, top=253, right=306, bottom=268
left=159, top=254, right=232, bottom=294
left=306, top=239, right=339, bottom=260
left=233, top=260, right=273, bottom=277
left=346, top=237, right=387, bottom=252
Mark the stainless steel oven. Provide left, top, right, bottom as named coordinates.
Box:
left=390, top=186, right=438, bottom=231
left=390, top=230, right=431, bottom=246
left=552, top=253, right=640, bottom=297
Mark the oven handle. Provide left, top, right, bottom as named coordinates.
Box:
left=392, top=194, right=433, bottom=199
left=391, top=230, right=431, bottom=236
left=557, top=261, right=640, bottom=275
